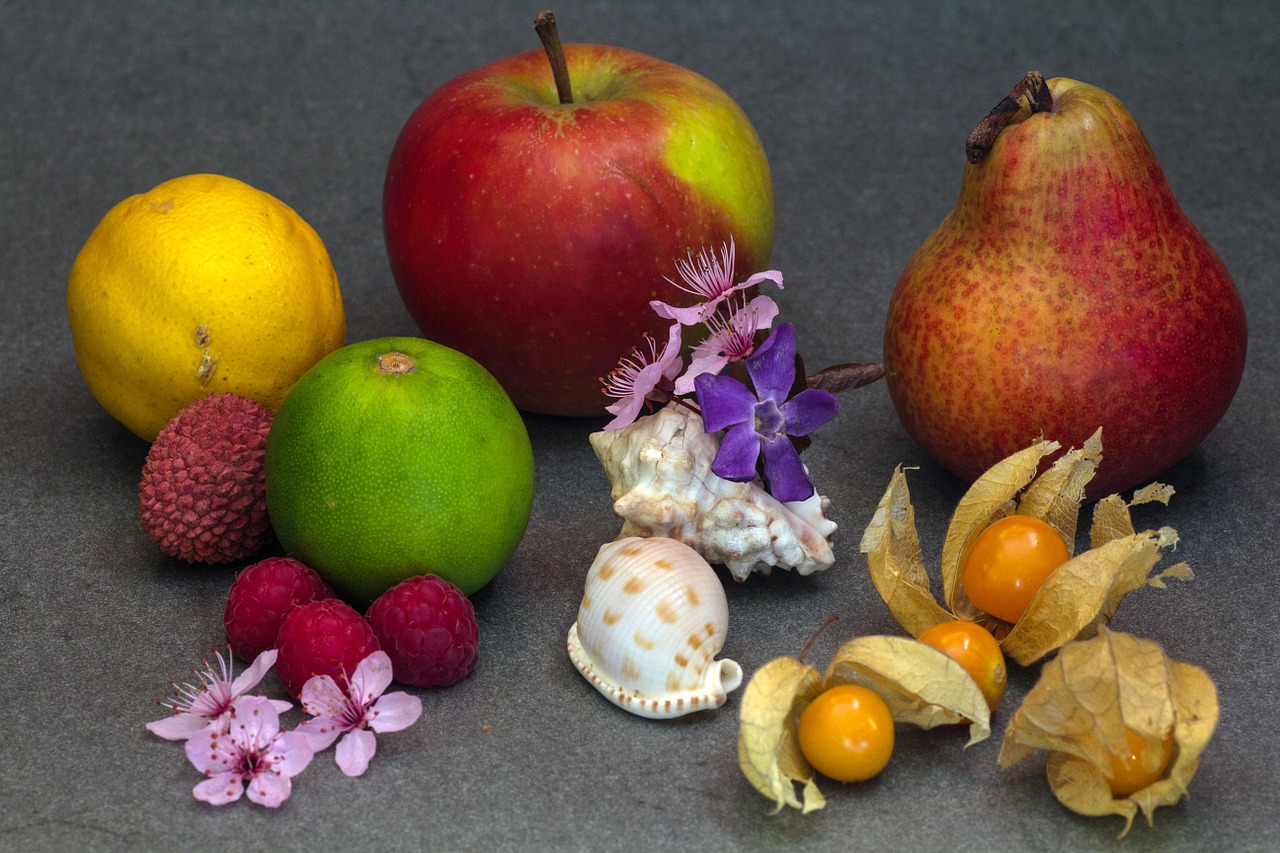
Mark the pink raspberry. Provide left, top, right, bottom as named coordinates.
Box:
left=223, top=557, right=335, bottom=662
left=274, top=598, right=380, bottom=697
left=366, top=575, right=479, bottom=688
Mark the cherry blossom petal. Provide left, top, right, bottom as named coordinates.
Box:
left=193, top=772, right=245, bottom=806
left=230, top=696, right=280, bottom=746
left=300, top=674, right=348, bottom=719
left=741, top=269, right=784, bottom=291
left=184, top=728, right=239, bottom=775
left=147, top=711, right=216, bottom=742
left=674, top=295, right=779, bottom=395
left=245, top=770, right=293, bottom=808
left=602, top=323, right=683, bottom=431
left=228, top=649, right=278, bottom=696
left=347, top=651, right=395, bottom=705
left=295, top=716, right=343, bottom=753
left=676, top=350, right=730, bottom=396
left=366, top=692, right=424, bottom=734
left=650, top=299, right=713, bottom=326
left=267, top=731, right=315, bottom=778
left=335, top=729, right=378, bottom=777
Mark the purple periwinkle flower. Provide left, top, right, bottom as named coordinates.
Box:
left=184, top=696, right=314, bottom=808
left=146, top=648, right=291, bottom=742
left=651, top=237, right=783, bottom=327
left=295, top=651, right=423, bottom=777
left=693, top=323, right=839, bottom=502
left=674, top=293, right=779, bottom=395
left=600, top=322, right=683, bottom=431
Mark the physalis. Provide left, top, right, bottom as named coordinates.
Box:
left=999, top=627, right=1219, bottom=837
left=860, top=430, right=1193, bottom=665
left=737, top=632, right=993, bottom=813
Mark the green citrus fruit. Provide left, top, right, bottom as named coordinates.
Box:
left=264, top=336, right=534, bottom=601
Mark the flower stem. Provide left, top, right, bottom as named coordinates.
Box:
left=965, top=71, right=1053, bottom=163
left=533, top=11, right=574, bottom=105
left=798, top=615, right=840, bottom=664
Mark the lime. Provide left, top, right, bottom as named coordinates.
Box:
left=264, top=336, right=534, bottom=601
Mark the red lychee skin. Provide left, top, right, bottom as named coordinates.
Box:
left=138, top=393, right=274, bottom=563
left=366, top=574, right=479, bottom=688
left=224, top=557, right=335, bottom=662
left=274, top=598, right=380, bottom=698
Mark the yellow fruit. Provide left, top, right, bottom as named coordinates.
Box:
left=67, top=174, right=345, bottom=440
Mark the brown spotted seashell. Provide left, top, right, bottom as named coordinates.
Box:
left=567, top=536, right=743, bottom=719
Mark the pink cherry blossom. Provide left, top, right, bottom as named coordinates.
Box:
left=146, top=648, right=291, bottom=741
left=674, top=293, right=780, bottom=395
left=296, top=651, right=423, bottom=777
left=185, top=696, right=314, bottom=808
left=651, top=237, right=783, bottom=326
left=600, top=322, right=684, bottom=431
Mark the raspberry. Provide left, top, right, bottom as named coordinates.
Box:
left=366, top=575, right=479, bottom=688
left=223, top=557, right=335, bottom=662
left=274, top=598, right=380, bottom=697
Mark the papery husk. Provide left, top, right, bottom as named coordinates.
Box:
left=825, top=635, right=991, bottom=746
left=737, top=656, right=827, bottom=814
left=738, top=636, right=992, bottom=812
left=999, top=528, right=1180, bottom=666
left=942, top=431, right=1101, bottom=618
left=998, top=627, right=1219, bottom=838
left=863, top=431, right=1188, bottom=664
left=860, top=467, right=954, bottom=636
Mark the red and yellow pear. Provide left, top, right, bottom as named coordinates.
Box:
left=884, top=73, right=1247, bottom=498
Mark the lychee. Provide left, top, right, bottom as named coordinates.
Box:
left=138, top=393, right=273, bottom=564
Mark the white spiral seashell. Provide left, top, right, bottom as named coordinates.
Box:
left=568, top=536, right=743, bottom=719
left=589, top=403, right=837, bottom=581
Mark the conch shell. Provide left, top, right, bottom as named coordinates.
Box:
left=567, top=536, right=743, bottom=719
left=589, top=404, right=837, bottom=580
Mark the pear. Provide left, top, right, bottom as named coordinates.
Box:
left=884, top=73, right=1247, bottom=498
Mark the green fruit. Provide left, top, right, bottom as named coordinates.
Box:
left=264, top=336, right=534, bottom=601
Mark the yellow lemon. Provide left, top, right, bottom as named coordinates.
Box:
left=67, top=173, right=346, bottom=440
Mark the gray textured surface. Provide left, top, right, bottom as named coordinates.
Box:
left=2, top=2, right=1277, bottom=851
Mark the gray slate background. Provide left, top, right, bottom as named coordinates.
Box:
left=2, top=2, right=1277, bottom=851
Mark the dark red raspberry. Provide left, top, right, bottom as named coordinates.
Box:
left=274, top=598, right=380, bottom=697
left=366, top=575, right=479, bottom=688
left=223, top=557, right=335, bottom=662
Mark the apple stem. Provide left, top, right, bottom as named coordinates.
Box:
left=965, top=71, right=1053, bottom=163
left=534, top=11, right=574, bottom=105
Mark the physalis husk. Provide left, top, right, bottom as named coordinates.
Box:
left=738, top=634, right=991, bottom=813
left=998, top=627, right=1219, bottom=837
left=861, top=430, right=1193, bottom=665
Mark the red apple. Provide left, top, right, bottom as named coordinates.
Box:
left=383, top=15, right=774, bottom=416
left=884, top=74, right=1247, bottom=499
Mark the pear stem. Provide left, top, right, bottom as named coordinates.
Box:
left=965, top=71, right=1053, bottom=164
left=534, top=11, right=574, bottom=104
